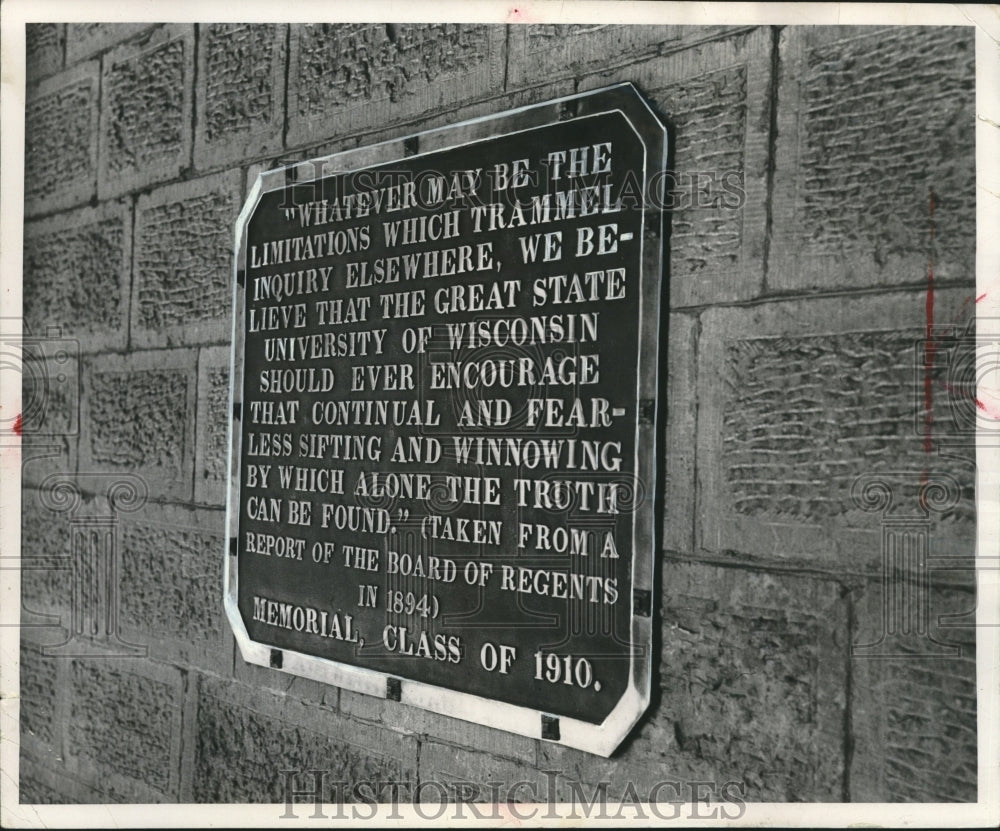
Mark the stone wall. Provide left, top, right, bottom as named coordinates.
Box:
left=20, top=22, right=978, bottom=805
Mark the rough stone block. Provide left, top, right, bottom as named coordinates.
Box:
left=18, top=634, right=78, bottom=801
left=850, top=577, right=976, bottom=801
left=770, top=26, right=976, bottom=292
left=22, top=485, right=170, bottom=664
left=18, top=754, right=102, bottom=804
left=26, top=23, right=64, bottom=80
left=192, top=675, right=418, bottom=803
left=507, top=24, right=745, bottom=88
left=99, top=24, right=194, bottom=198
left=19, top=339, right=80, bottom=489
left=659, top=561, right=847, bottom=799
left=79, top=350, right=197, bottom=501
left=194, top=346, right=232, bottom=506
left=339, top=690, right=537, bottom=764
left=19, top=637, right=64, bottom=757
left=65, top=23, right=157, bottom=63
left=116, top=502, right=231, bottom=672
left=195, top=24, right=287, bottom=170
left=393, top=80, right=577, bottom=156
left=255, top=79, right=569, bottom=195
left=132, top=170, right=243, bottom=348
left=697, top=289, right=977, bottom=572
left=664, top=312, right=697, bottom=553
left=65, top=657, right=184, bottom=801
left=287, top=23, right=505, bottom=148
left=538, top=560, right=847, bottom=802
left=20, top=487, right=74, bottom=624
left=24, top=61, right=99, bottom=216
left=579, top=28, right=772, bottom=307
left=23, top=200, right=131, bottom=353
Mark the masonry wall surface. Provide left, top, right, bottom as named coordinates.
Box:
left=20, top=22, right=978, bottom=805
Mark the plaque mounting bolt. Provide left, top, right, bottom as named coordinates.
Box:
left=638, top=399, right=656, bottom=425
left=386, top=677, right=402, bottom=701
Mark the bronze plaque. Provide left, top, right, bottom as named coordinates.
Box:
left=226, top=83, right=667, bottom=755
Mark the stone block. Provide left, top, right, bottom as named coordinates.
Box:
left=116, top=502, right=231, bottom=672
left=98, top=24, right=194, bottom=198
left=195, top=24, right=287, bottom=170
left=18, top=632, right=78, bottom=801
left=65, top=23, right=157, bottom=63
left=850, top=577, right=976, bottom=801
left=663, top=312, right=697, bottom=553
left=696, top=289, right=977, bottom=572
left=79, top=350, right=197, bottom=501
left=19, top=636, right=66, bottom=758
left=132, top=170, right=243, bottom=348
left=660, top=561, right=847, bottom=799
left=18, top=754, right=103, bottom=804
left=192, top=675, right=418, bottom=803
left=65, top=657, right=184, bottom=801
left=579, top=28, right=772, bottom=307
left=19, top=342, right=80, bottom=489
left=507, top=24, right=746, bottom=88
left=24, top=61, right=99, bottom=216
left=26, top=24, right=64, bottom=80
left=23, top=200, right=131, bottom=353
left=254, top=81, right=572, bottom=205
left=287, top=23, right=505, bottom=148
left=22, top=485, right=178, bottom=665
left=770, top=26, right=976, bottom=292
left=194, top=346, right=232, bottom=506
left=538, top=560, right=847, bottom=802
left=391, top=79, right=577, bottom=156
left=339, top=690, right=537, bottom=764
left=19, top=487, right=74, bottom=624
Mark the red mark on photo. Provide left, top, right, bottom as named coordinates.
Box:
left=12, top=413, right=22, bottom=436
left=940, top=379, right=1000, bottom=420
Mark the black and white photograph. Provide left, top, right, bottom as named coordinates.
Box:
left=1, top=1, right=998, bottom=826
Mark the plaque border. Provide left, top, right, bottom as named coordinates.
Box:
left=225, top=82, right=668, bottom=757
